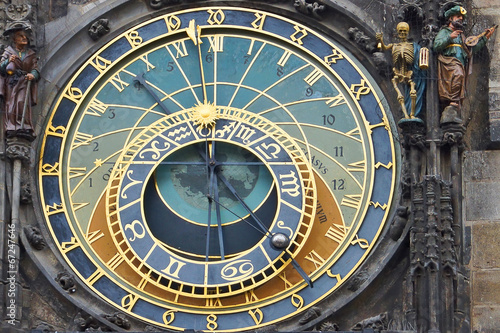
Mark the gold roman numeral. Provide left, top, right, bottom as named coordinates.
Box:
left=305, top=250, right=326, bottom=269
left=85, top=99, right=108, bottom=117
left=341, top=194, right=362, bottom=209
left=172, top=40, right=189, bottom=58
left=72, top=132, right=93, bottom=149
left=325, top=224, right=350, bottom=244
left=325, top=94, right=346, bottom=107
left=347, top=160, right=365, bottom=173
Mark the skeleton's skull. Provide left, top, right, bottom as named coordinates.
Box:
left=396, top=22, right=410, bottom=40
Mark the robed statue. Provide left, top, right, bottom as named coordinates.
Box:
left=1, top=22, right=39, bottom=139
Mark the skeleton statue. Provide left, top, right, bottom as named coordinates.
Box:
left=376, top=22, right=428, bottom=119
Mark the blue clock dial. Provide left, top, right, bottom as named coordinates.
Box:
left=38, top=7, right=398, bottom=332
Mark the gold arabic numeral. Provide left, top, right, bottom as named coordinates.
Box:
left=207, top=9, right=225, bottom=25
left=86, top=268, right=105, bottom=286
left=69, top=166, right=87, bottom=179
left=61, top=237, right=80, bottom=254
left=85, top=99, right=108, bottom=117
left=207, top=35, right=224, bottom=53
left=279, top=171, right=301, bottom=198
left=245, top=289, right=259, bottom=303
left=351, top=234, right=370, bottom=249
left=72, top=132, right=93, bottom=149
left=165, top=15, right=181, bottom=32
left=277, top=50, right=292, bottom=67
left=90, top=55, right=112, bottom=73
left=139, top=54, right=156, bottom=72
left=375, top=161, right=393, bottom=170
left=47, top=124, right=66, bottom=138
left=341, top=194, right=362, bottom=209
left=161, top=257, right=186, bottom=279
left=350, top=79, right=371, bottom=100
left=367, top=115, right=390, bottom=133
left=370, top=201, right=388, bottom=210
left=291, top=294, right=304, bottom=310
left=172, top=40, right=189, bottom=58
left=257, top=141, right=285, bottom=159
left=251, top=12, right=266, bottom=30
left=162, top=310, right=176, bottom=325
left=125, top=30, right=143, bottom=48
left=64, top=86, right=83, bottom=103
left=279, top=271, right=294, bottom=290
left=206, top=314, right=218, bottom=330
left=121, top=293, right=139, bottom=312
left=124, top=220, right=146, bottom=242
left=324, top=48, right=344, bottom=65
left=347, top=160, right=366, bottom=173
left=41, top=162, right=60, bottom=176
left=325, top=94, right=346, bottom=108
left=305, top=250, right=326, bottom=270
left=109, top=72, right=130, bottom=92
left=290, top=26, right=308, bottom=45
left=326, top=270, right=342, bottom=284
left=87, top=230, right=105, bottom=244
left=304, top=68, right=323, bottom=86
left=249, top=308, right=264, bottom=325
left=45, top=203, right=64, bottom=216
left=325, top=224, right=350, bottom=244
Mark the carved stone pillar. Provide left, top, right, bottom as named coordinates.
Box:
left=4, top=136, right=31, bottom=328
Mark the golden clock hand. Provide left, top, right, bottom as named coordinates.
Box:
left=187, top=19, right=208, bottom=103
left=133, top=73, right=172, bottom=114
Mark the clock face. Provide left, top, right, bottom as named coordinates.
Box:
left=38, top=7, right=398, bottom=332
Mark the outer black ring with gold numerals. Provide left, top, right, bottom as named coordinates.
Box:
left=38, top=6, right=398, bottom=332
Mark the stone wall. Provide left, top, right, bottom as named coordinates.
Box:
left=465, top=1, right=500, bottom=331
left=464, top=151, right=500, bottom=332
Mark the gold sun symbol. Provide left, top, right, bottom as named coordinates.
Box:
left=191, top=101, right=219, bottom=128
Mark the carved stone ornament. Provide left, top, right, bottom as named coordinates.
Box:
left=55, top=271, right=77, bottom=293
left=397, top=0, right=424, bottom=22
left=351, top=312, right=389, bottom=332
left=74, top=312, right=106, bottom=332
left=346, top=270, right=368, bottom=292
left=294, top=0, right=325, bottom=20
left=32, top=322, right=52, bottom=332
left=389, top=205, right=410, bottom=240
left=5, top=136, right=31, bottom=161
left=149, top=0, right=181, bottom=10
left=5, top=4, right=32, bottom=21
left=24, top=225, right=46, bottom=250
left=298, top=307, right=321, bottom=325
left=319, top=321, right=339, bottom=331
left=441, top=123, right=466, bottom=147
left=101, top=312, right=131, bottom=330
left=21, top=179, right=32, bottom=204
left=347, top=27, right=376, bottom=54
left=89, top=19, right=110, bottom=41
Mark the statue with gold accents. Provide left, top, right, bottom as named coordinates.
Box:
left=434, top=5, right=495, bottom=124
left=377, top=22, right=428, bottom=120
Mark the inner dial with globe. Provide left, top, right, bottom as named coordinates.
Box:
left=106, top=106, right=317, bottom=293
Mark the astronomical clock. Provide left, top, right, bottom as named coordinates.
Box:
left=35, top=4, right=399, bottom=332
